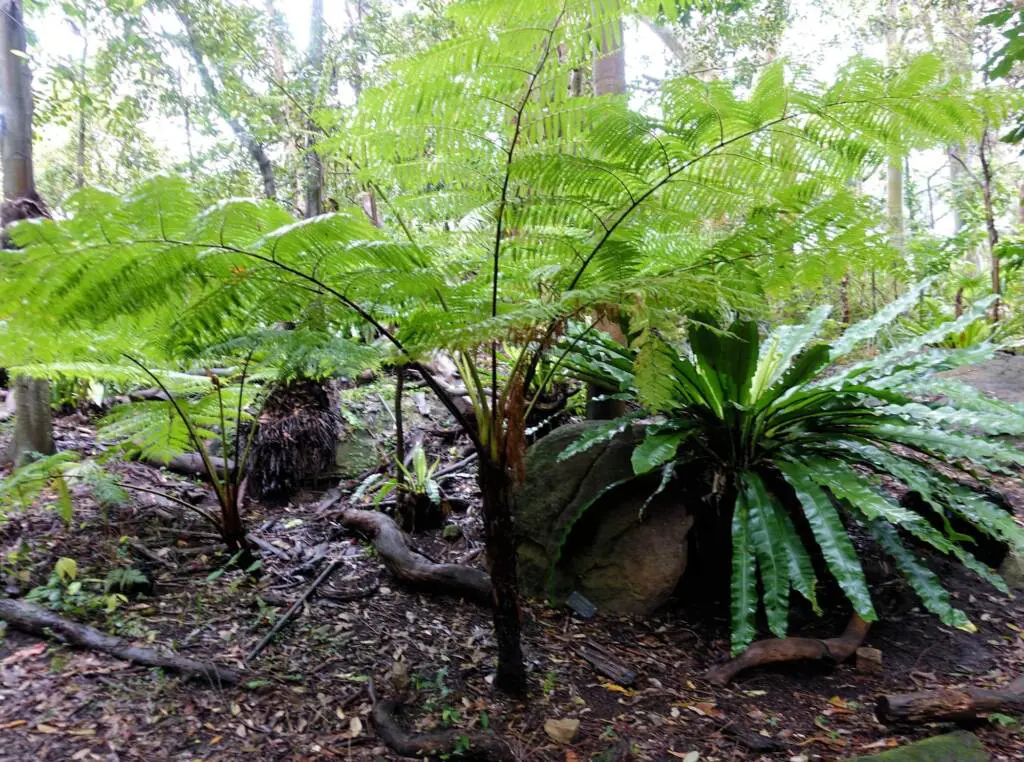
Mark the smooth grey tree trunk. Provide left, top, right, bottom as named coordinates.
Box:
left=7, top=378, right=54, bottom=465
left=2, top=0, right=54, bottom=465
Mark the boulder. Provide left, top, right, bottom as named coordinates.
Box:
left=515, top=421, right=692, bottom=615
left=999, top=552, right=1024, bottom=591
left=845, top=731, right=987, bottom=762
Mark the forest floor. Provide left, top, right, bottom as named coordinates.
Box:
left=2, top=366, right=1024, bottom=761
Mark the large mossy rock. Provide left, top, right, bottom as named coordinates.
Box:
left=515, top=421, right=692, bottom=615
left=845, top=731, right=988, bottom=761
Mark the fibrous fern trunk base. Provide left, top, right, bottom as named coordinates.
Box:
left=478, top=458, right=527, bottom=696
left=247, top=378, right=339, bottom=501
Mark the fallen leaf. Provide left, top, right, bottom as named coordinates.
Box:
left=544, top=718, right=580, bottom=744
left=0, top=720, right=26, bottom=730
left=667, top=752, right=700, bottom=762
left=349, top=716, right=363, bottom=737
left=34, top=724, right=60, bottom=734
left=600, top=683, right=636, bottom=696
left=2, top=643, right=46, bottom=665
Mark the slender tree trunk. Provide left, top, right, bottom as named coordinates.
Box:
left=950, top=143, right=965, bottom=234
left=265, top=0, right=302, bottom=210
left=304, top=0, right=325, bottom=218
left=477, top=457, right=527, bottom=696
left=885, top=0, right=904, bottom=258
left=1, top=0, right=54, bottom=465
left=979, top=129, right=1000, bottom=321
left=587, top=1, right=629, bottom=420
left=640, top=17, right=687, bottom=64
left=74, top=24, right=88, bottom=189
left=175, top=6, right=276, bottom=200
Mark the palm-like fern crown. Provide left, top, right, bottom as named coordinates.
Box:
left=0, top=0, right=993, bottom=387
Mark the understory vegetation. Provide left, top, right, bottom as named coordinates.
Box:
left=3, top=0, right=1024, bottom=759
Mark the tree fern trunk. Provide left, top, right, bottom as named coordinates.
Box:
left=477, top=457, right=527, bottom=696
left=247, top=378, right=340, bottom=502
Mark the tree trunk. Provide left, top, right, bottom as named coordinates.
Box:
left=175, top=5, right=277, bottom=200
left=587, top=1, right=629, bottom=420
left=885, top=0, right=904, bottom=257
left=2, top=0, right=54, bottom=466
left=640, top=17, right=687, bottom=64
left=592, top=1, right=626, bottom=98
left=6, top=377, right=54, bottom=465
left=477, top=458, right=527, bottom=696
left=264, top=0, right=302, bottom=210
left=1, top=0, right=35, bottom=204
left=979, top=129, right=1001, bottom=321
left=949, top=143, right=966, bottom=234
left=303, top=0, right=325, bottom=218
left=74, top=22, right=88, bottom=189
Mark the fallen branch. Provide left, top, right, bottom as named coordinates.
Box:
left=0, top=598, right=240, bottom=685
left=336, top=507, right=492, bottom=604
left=877, top=676, right=1024, bottom=725
left=705, top=614, right=870, bottom=685
left=246, top=559, right=341, bottom=662
left=370, top=685, right=513, bottom=761
left=140, top=453, right=235, bottom=481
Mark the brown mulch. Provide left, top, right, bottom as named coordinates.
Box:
left=1, top=416, right=1024, bottom=761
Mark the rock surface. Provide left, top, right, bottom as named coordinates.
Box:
left=515, top=421, right=692, bottom=615
left=845, top=731, right=988, bottom=762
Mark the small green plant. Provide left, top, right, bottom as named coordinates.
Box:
left=541, top=669, right=557, bottom=696
left=0, top=453, right=128, bottom=525
left=989, top=712, right=1018, bottom=728
left=104, top=567, right=150, bottom=595
left=440, top=706, right=462, bottom=727
left=357, top=444, right=442, bottom=508
left=27, top=558, right=128, bottom=615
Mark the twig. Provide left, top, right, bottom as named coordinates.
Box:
left=246, top=559, right=341, bottom=662
left=247, top=534, right=291, bottom=562
left=433, top=454, right=477, bottom=479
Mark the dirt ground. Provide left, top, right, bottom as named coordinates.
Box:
left=2, top=365, right=1024, bottom=761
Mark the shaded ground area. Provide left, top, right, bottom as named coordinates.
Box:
left=1, top=369, right=1024, bottom=761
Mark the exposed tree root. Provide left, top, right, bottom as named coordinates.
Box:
left=372, top=698, right=514, bottom=761
left=0, top=598, right=240, bottom=686
left=877, top=676, right=1024, bottom=724
left=336, top=507, right=492, bottom=604
left=705, top=614, right=870, bottom=685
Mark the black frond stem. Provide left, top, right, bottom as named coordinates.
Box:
left=121, top=353, right=227, bottom=503
left=137, top=237, right=481, bottom=452
left=489, top=6, right=567, bottom=437
left=233, top=349, right=255, bottom=492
